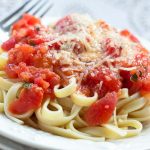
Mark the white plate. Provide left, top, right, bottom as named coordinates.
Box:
left=0, top=34, right=150, bottom=150
left=0, top=112, right=150, bottom=150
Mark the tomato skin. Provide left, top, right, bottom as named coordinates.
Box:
left=1, top=37, right=16, bottom=51
left=84, top=92, right=118, bottom=126
left=9, top=84, right=44, bottom=115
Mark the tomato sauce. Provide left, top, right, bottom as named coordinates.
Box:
left=2, top=14, right=61, bottom=114
left=1, top=14, right=150, bottom=124
left=82, top=66, right=121, bottom=98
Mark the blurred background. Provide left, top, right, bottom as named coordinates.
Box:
left=0, top=0, right=150, bottom=149
left=0, top=0, right=150, bottom=40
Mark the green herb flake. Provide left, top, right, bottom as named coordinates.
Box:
left=23, top=82, right=32, bottom=89
left=16, top=88, right=22, bottom=98
left=29, top=40, right=36, bottom=46
left=130, top=73, right=138, bottom=82
left=35, top=26, right=40, bottom=32
left=139, top=71, right=143, bottom=77
left=16, top=91, right=20, bottom=98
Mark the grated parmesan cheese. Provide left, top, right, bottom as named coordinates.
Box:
left=45, top=14, right=148, bottom=83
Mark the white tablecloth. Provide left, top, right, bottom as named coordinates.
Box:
left=0, top=0, right=150, bottom=149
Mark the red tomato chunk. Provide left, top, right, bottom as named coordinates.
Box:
left=120, top=53, right=150, bottom=95
left=54, top=15, right=75, bottom=33
left=104, top=38, right=122, bottom=58
left=12, top=13, right=41, bottom=31
left=5, top=62, right=60, bottom=99
left=83, top=66, right=121, bottom=98
left=1, top=37, right=16, bottom=51
left=9, top=84, right=43, bottom=114
left=84, top=92, right=118, bottom=126
left=120, top=29, right=140, bottom=43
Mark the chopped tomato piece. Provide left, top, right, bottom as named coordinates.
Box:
left=129, top=81, right=143, bottom=95
left=84, top=92, right=118, bottom=126
left=28, top=37, right=48, bottom=45
left=72, top=40, right=86, bottom=54
left=120, top=70, right=133, bottom=90
left=120, top=29, right=140, bottom=43
left=24, top=14, right=40, bottom=25
left=34, top=77, right=50, bottom=91
left=120, top=70, right=143, bottom=95
left=5, top=62, right=60, bottom=99
left=141, top=74, right=150, bottom=92
left=133, top=54, right=149, bottom=69
left=5, top=64, right=18, bottom=78
left=1, top=37, right=16, bottom=51
left=26, top=27, right=37, bottom=37
left=12, top=19, right=26, bottom=31
left=49, top=41, right=61, bottom=50
left=104, top=38, right=122, bottom=57
left=119, top=53, right=149, bottom=95
left=142, top=81, right=150, bottom=91
left=8, top=44, right=35, bottom=65
left=10, top=14, right=42, bottom=43
left=120, top=67, right=149, bottom=95
left=54, top=15, right=75, bottom=33
left=139, top=46, right=149, bottom=54
left=9, top=84, right=44, bottom=114
left=12, top=13, right=41, bottom=31
left=83, top=66, right=121, bottom=98
left=96, top=20, right=110, bottom=30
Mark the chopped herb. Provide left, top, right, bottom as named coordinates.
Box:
left=35, top=26, right=40, bottom=32
left=23, top=82, right=32, bottom=89
left=16, top=91, right=20, bottom=98
left=139, top=70, right=143, bottom=77
left=16, top=88, right=22, bottom=98
left=29, top=40, right=36, bottom=46
left=130, top=73, right=138, bottom=82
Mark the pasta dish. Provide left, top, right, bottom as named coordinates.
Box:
left=0, top=13, right=150, bottom=141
